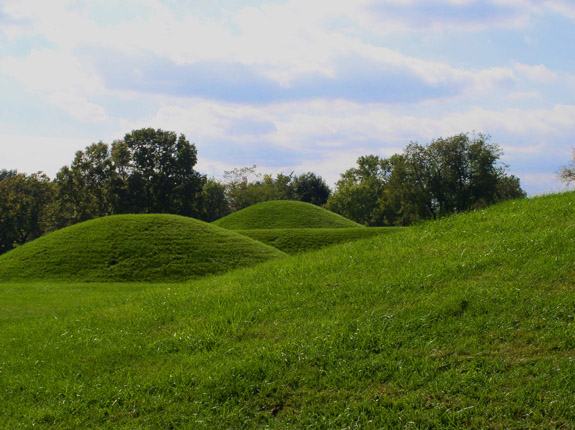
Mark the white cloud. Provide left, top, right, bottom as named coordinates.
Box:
left=513, top=62, right=559, bottom=83
left=357, top=0, right=537, bottom=33
left=514, top=172, right=564, bottom=195
left=0, top=0, right=518, bottom=95
left=1, top=0, right=573, bottom=196
left=123, top=100, right=277, bottom=143
left=443, top=105, right=575, bottom=135
left=0, top=133, right=95, bottom=175
left=0, top=49, right=108, bottom=122
left=294, top=149, right=375, bottom=186
left=506, top=91, right=541, bottom=100
left=544, top=0, right=575, bottom=20
left=118, top=99, right=575, bottom=177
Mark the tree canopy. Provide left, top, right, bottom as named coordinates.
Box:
left=0, top=172, right=54, bottom=254
left=327, top=133, right=526, bottom=226
left=558, top=149, right=575, bottom=186
left=223, top=166, right=331, bottom=211
left=0, top=130, right=528, bottom=255
left=54, top=128, right=206, bottom=226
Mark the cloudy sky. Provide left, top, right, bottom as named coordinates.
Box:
left=1, top=0, right=574, bottom=194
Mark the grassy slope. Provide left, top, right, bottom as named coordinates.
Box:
left=236, top=227, right=397, bottom=254
left=2, top=192, right=575, bottom=428
left=213, top=200, right=362, bottom=229
left=0, top=214, right=284, bottom=282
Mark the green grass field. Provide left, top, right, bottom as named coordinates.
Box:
left=213, top=200, right=363, bottom=229
left=0, top=214, right=284, bottom=282
left=235, top=227, right=397, bottom=254
left=1, top=192, right=575, bottom=428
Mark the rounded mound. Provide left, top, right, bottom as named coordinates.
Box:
left=0, top=214, right=284, bottom=282
left=213, top=200, right=362, bottom=230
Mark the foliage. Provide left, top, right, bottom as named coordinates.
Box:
left=200, top=178, right=231, bottom=222
left=120, top=128, right=205, bottom=215
left=53, top=142, right=115, bottom=227
left=558, top=149, right=575, bottom=186
left=327, top=133, right=526, bottom=226
left=213, top=200, right=362, bottom=230
left=496, top=173, right=527, bottom=201
left=224, top=165, right=261, bottom=212
left=292, top=172, right=331, bottom=206
left=0, top=130, right=525, bottom=253
left=325, top=155, right=393, bottom=225
left=0, top=171, right=55, bottom=254
left=53, top=129, right=206, bottom=226
left=223, top=166, right=331, bottom=211
left=0, top=169, right=18, bottom=181
left=1, top=192, right=575, bottom=427
left=0, top=214, right=284, bottom=282
left=223, top=166, right=294, bottom=211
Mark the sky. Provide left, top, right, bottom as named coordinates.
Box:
left=1, top=0, right=574, bottom=195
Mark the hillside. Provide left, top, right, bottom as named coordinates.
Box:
left=236, top=227, right=396, bottom=254
left=2, top=192, right=575, bottom=428
left=213, top=200, right=362, bottom=229
left=0, top=214, right=284, bottom=282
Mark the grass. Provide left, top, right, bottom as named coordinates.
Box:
left=235, top=227, right=397, bottom=254
left=1, top=192, right=575, bottom=428
left=213, top=200, right=363, bottom=229
left=0, top=214, right=284, bottom=282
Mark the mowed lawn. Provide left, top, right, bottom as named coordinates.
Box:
left=1, top=192, right=575, bottom=428
left=235, top=226, right=397, bottom=254
left=213, top=200, right=362, bottom=230
left=0, top=214, right=284, bottom=282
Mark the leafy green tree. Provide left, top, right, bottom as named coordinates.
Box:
left=0, top=172, right=55, bottom=254
left=121, top=128, right=205, bottom=216
left=376, top=153, right=432, bottom=225
left=200, top=178, right=231, bottom=222
left=53, top=129, right=206, bottom=224
left=223, top=166, right=297, bottom=211
left=328, top=133, right=525, bottom=226
left=0, top=169, right=18, bottom=181
left=408, top=133, right=517, bottom=217
left=496, top=174, right=527, bottom=201
left=223, top=165, right=263, bottom=211
left=292, top=172, right=331, bottom=206
left=259, top=172, right=296, bottom=201
left=326, top=155, right=392, bottom=226
left=53, top=142, right=115, bottom=227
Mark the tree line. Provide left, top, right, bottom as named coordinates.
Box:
left=325, top=133, right=526, bottom=226
left=0, top=128, right=526, bottom=255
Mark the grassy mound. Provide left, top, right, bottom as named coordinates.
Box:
left=0, top=214, right=284, bottom=282
left=236, top=227, right=397, bottom=254
left=3, top=192, right=575, bottom=427
left=213, top=200, right=362, bottom=229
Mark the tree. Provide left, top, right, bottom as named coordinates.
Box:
left=377, top=153, right=432, bottom=225
left=260, top=172, right=296, bottom=201
left=53, top=128, right=206, bottom=225
left=53, top=142, right=115, bottom=227
left=223, top=166, right=297, bottom=211
left=292, top=172, right=331, bottom=206
left=326, top=155, right=392, bottom=226
left=223, top=165, right=263, bottom=211
left=0, top=172, right=55, bottom=254
left=558, top=149, right=575, bottom=186
left=495, top=174, right=526, bottom=202
left=0, top=169, right=18, bottom=181
left=121, top=128, right=205, bottom=216
left=200, top=178, right=231, bottom=222
left=327, top=133, right=525, bottom=226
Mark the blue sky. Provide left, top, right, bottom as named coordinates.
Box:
left=1, top=0, right=574, bottom=194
